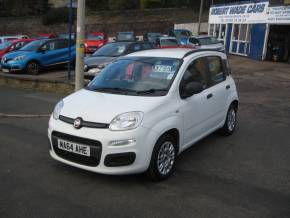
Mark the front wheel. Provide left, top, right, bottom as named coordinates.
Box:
left=26, top=61, right=40, bottom=75
left=147, top=134, right=177, bottom=181
left=220, top=105, right=237, bottom=136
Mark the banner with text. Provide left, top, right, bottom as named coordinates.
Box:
left=267, top=6, right=290, bottom=24
left=209, top=1, right=269, bottom=24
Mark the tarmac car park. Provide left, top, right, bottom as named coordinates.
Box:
left=49, top=48, right=239, bottom=180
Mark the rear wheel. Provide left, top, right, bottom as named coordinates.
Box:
left=220, top=105, right=237, bottom=136
left=147, top=134, right=177, bottom=181
left=26, top=61, right=40, bottom=75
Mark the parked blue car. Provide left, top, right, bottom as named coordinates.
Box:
left=1, top=38, right=76, bottom=75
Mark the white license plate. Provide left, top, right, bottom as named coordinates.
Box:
left=57, top=139, right=90, bottom=157
left=2, top=68, right=9, bottom=73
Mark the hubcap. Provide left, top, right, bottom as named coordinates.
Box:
left=227, top=109, right=236, bottom=132
left=157, top=141, right=175, bottom=176
left=28, top=63, right=38, bottom=74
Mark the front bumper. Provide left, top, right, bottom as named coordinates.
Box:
left=1, top=60, right=26, bottom=72
left=48, top=116, right=159, bottom=175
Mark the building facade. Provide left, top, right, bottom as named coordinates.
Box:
left=208, top=0, right=290, bottom=62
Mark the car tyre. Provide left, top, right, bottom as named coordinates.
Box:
left=220, top=105, right=237, bottom=136
left=147, top=134, right=177, bottom=181
left=26, top=61, right=40, bottom=75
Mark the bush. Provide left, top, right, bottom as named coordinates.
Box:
left=42, top=7, right=70, bottom=26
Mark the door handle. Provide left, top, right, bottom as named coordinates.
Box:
left=207, top=93, right=213, bottom=99
left=226, top=85, right=230, bottom=90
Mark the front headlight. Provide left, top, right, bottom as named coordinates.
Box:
left=13, top=55, right=26, bottom=61
left=109, top=111, right=144, bottom=131
left=53, top=100, right=64, bottom=120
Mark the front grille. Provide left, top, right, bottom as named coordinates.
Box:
left=59, top=115, right=109, bottom=129
left=51, top=131, right=102, bottom=167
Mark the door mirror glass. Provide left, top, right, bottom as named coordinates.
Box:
left=181, top=81, right=203, bottom=99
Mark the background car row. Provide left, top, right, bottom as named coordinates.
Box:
left=0, top=29, right=224, bottom=75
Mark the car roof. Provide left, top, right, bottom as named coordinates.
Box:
left=190, top=35, right=212, bottom=39
left=126, top=48, right=194, bottom=59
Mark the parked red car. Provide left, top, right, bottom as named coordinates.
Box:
left=0, top=38, right=35, bottom=60
left=84, top=32, right=108, bottom=53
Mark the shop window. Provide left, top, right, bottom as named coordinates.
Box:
left=209, top=24, right=214, bottom=36
left=208, top=24, right=227, bottom=45
left=230, top=24, right=251, bottom=56
left=239, top=24, right=248, bottom=41
left=233, top=25, right=240, bottom=40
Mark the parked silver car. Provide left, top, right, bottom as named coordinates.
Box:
left=187, top=35, right=225, bottom=52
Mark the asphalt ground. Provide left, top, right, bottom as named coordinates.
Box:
left=0, top=56, right=290, bottom=218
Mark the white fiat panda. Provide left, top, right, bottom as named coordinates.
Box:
left=48, top=48, right=238, bottom=180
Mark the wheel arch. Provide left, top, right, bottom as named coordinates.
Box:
left=156, top=128, right=180, bottom=154
left=231, top=100, right=239, bottom=111
left=26, top=59, right=42, bottom=67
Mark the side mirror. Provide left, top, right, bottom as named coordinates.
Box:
left=38, top=47, right=46, bottom=53
left=181, top=81, right=203, bottom=99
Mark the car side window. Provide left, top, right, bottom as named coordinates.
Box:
left=130, top=43, right=142, bottom=52
left=206, top=56, right=225, bottom=85
left=55, top=40, right=68, bottom=49
left=42, top=41, right=56, bottom=51
left=179, top=57, right=208, bottom=95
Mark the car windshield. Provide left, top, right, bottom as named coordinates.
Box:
left=160, top=39, right=178, bottom=46
left=87, top=57, right=181, bottom=96
left=0, top=41, right=12, bottom=50
left=20, top=39, right=46, bottom=51
left=87, top=34, right=104, bottom=40
left=198, top=37, right=219, bottom=45
left=92, top=43, right=129, bottom=57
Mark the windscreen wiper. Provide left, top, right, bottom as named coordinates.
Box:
left=136, top=89, right=168, bottom=95
left=94, top=87, right=137, bottom=94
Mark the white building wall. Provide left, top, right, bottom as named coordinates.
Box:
left=174, top=23, right=209, bottom=35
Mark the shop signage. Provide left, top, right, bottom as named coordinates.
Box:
left=209, top=1, right=269, bottom=24
left=267, top=6, right=290, bottom=24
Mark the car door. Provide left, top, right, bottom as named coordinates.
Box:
left=38, top=40, right=68, bottom=66
left=179, top=56, right=213, bottom=147
left=203, top=55, right=229, bottom=127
